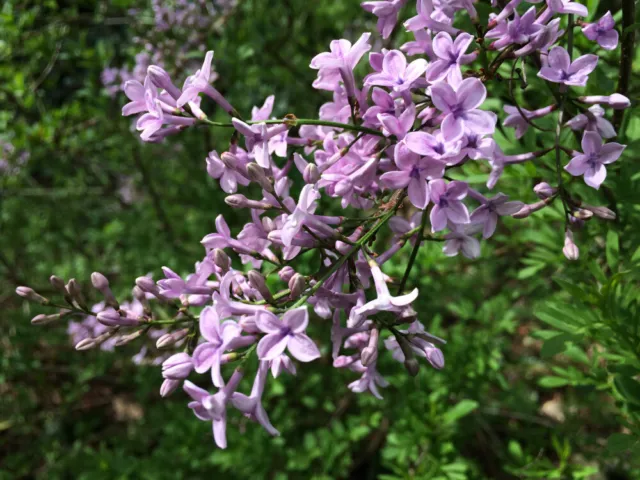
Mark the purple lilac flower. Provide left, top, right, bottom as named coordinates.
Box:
left=310, top=33, right=371, bottom=96
left=255, top=307, right=321, bottom=362
left=349, top=262, right=418, bottom=327
left=405, top=0, right=459, bottom=35
left=429, top=179, right=470, bottom=232
left=183, top=369, right=244, bottom=449
left=538, top=46, right=598, bottom=87
left=485, top=7, right=542, bottom=51
left=361, top=0, right=407, bottom=39
left=231, top=361, right=280, bottom=437
left=380, top=144, right=445, bottom=209
left=442, top=224, right=481, bottom=258
left=384, top=320, right=445, bottom=369
left=582, top=11, right=618, bottom=50
left=425, top=32, right=476, bottom=85
left=404, top=129, right=465, bottom=165
left=565, top=131, right=625, bottom=189
left=192, top=306, right=243, bottom=387
left=565, top=105, right=616, bottom=139
left=430, top=77, right=496, bottom=142
left=470, top=193, right=524, bottom=238
left=401, top=29, right=434, bottom=57
left=364, top=50, right=428, bottom=93
left=206, top=150, right=250, bottom=193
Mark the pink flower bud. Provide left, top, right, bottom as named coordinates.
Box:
left=31, top=313, right=61, bottom=325
left=156, top=328, right=189, bottom=349
left=246, top=163, right=274, bottom=192
left=97, top=309, right=144, bottom=327
left=160, top=378, right=181, bottom=397
left=278, top=266, right=295, bottom=282
left=288, top=274, right=306, bottom=299
left=563, top=230, right=580, bottom=261
left=91, top=272, right=119, bottom=308
left=578, top=94, right=630, bottom=110
left=162, top=353, right=193, bottom=379
left=16, top=286, right=48, bottom=304
left=49, top=275, right=66, bottom=292
left=225, top=194, right=273, bottom=210
left=533, top=182, right=557, bottom=200
left=303, top=163, right=320, bottom=184
left=213, top=249, right=230, bottom=272
left=425, top=346, right=445, bottom=370
left=147, top=66, right=182, bottom=100
left=66, top=279, right=88, bottom=309
left=248, top=270, right=273, bottom=302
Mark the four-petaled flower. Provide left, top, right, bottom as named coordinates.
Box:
left=538, top=46, right=598, bottom=87
left=429, top=179, right=470, bottom=232
left=192, top=306, right=243, bottom=387
left=425, top=32, right=477, bottom=85
left=365, top=50, right=428, bottom=92
left=256, top=307, right=321, bottom=362
left=565, top=131, right=625, bottom=189
left=582, top=11, right=618, bottom=50
left=430, top=78, right=496, bottom=142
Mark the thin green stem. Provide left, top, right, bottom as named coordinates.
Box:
left=396, top=208, right=430, bottom=295
left=290, top=192, right=405, bottom=309
left=201, top=118, right=384, bottom=137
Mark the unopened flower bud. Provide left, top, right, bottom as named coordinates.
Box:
left=147, top=65, right=181, bottom=100
left=220, top=152, right=242, bottom=172
left=288, top=274, right=306, bottom=299
left=31, top=313, right=61, bottom=325
left=160, top=378, right=181, bottom=397
left=49, top=275, right=66, bottom=293
left=425, top=346, right=445, bottom=370
left=225, top=194, right=273, bottom=210
left=578, top=94, right=630, bottom=110
left=66, top=279, right=88, bottom=310
left=303, top=163, right=320, bottom=184
left=361, top=327, right=379, bottom=366
left=156, top=328, right=189, bottom=349
left=278, top=266, right=295, bottom=282
left=213, top=248, right=230, bottom=272
left=162, top=352, right=194, bottom=379
left=582, top=204, right=616, bottom=220
left=97, top=310, right=144, bottom=327
left=75, top=337, right=97, bottom=351
left=562, top=230, right=579, bottom=261
left=91, top=272, right=119, bottom=309
left=512, top=199, right=551, bottom=219
left=136, top=276, right=159, bottom=295
left=16, top=286, right=48, bottom=305
left=248, top=270, right=273, bottom=302
left=246, top=163, right=274, bottom=192
left=533, top=182, right=557, bottom=200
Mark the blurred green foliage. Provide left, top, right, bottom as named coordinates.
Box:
left=2, top=1, right=640, bottom=479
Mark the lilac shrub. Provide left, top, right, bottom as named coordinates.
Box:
left=19, top=1, right=629, bottom=449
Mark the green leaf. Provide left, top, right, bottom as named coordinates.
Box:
left=606, top=433, right=638, bottom=453
left=606, top=230, right=620, bottom=271
left=540, top=333, right=573, bottom=358
left=443, top=399, right=479, bottom=424
left=538, top=376, right=569, bottom=388
left=614, top=375, right=640, bottom=406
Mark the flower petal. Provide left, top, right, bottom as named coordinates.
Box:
left=288, top=333, right=321, bottom=362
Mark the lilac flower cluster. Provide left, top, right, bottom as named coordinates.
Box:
left=21, top=1, right=629, bottom=449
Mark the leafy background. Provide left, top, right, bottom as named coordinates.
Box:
left=2, top=0, right=640, bottom=479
